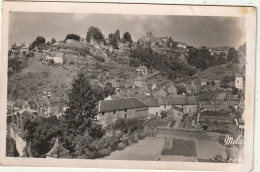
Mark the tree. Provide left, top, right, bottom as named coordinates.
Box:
left=29, top=36, right=46, bottom=50
left=227, top=47, right=238, bottom=63
left=86, top=26, right=104, bottom=43
left=65, top=34, right=81, bottom=41
left=102, top=82, right=116, bottom=97
left=35, top=36, right=46, bottom=45
left=48, top=59, right=55, bottom=66
left=65, top=71, right=103, bottom=120
left=220, top=75, right=235, bottom=88
left=51, top=38, right=56, bottom=44
left=115, top=29, right=120, bottom=41
left=108, top=33, right=119, bottom=49
left=123, top=32, right=132, bottom=43
left=176, top=85, right=186, bottom=94
left=24, top=116, right=62, bottom=157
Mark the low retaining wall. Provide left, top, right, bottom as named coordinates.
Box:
left=9, top=125, right=27, bottom=157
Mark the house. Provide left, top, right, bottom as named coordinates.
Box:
left=214, top=92, right=227, bottom=101
left=138, top=85, right=153, bottom=96
left=167, top=85, right=177, bottom=96
left=238, top=119, right=244, bottom=134
left=157, top=97, right=168, bottom=111
left=46, top=52, right=65, bottom=64
left=34, top=96, right=63, bottom=117
left=97, top=98, right=149, bottom=127
left=200, top=79, right=221, bottom=87
left=45, top=138, right=70, bottom=158
left=145, top=97, right=160, bottom=118
left=136, top=65, right=148, bottom=76
left=155, top=88, right=168, bottom=97
left=201, top=79, right=208, bottom=86
left=10, top=44, right=20, bottom=55
left=134, top=76, right=146, bottom=88
left=14, top=99, right=29, bottom=111
left=168, top=105, right=183, bottom=120
left=184, top=83, right=197, bottom=94
left=175, top=42, right=187, bottom=53
left=167, top=96, right=198, bottom=115
left=235, top=74, right=245, bottom=90
left=19, top=45, right=29, bottom=54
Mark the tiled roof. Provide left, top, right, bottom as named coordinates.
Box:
left=171, top=105, right=183, bottom=112
left=45, top=138, right=70, bottom=158
left=157, top=97, right=167, bottom=105
left=146, top=97, right=160, bottom=107
left=167, top=96, right=197, bottom=105
left=215, top=93, right=227, bottom=101
left=14, top=100, right=28, bottom=108
left=99, top=98, right=148, bottom=113
left=55, top=52, right=64, bottom=57
left=37, top=98, right=50, bottom=106
left=185, top=84, right=197, bottom=90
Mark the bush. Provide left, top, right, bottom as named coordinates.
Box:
left=48, top=59, right=55, bottom=66
left=117, top=142, right=126, bottom=150
left=132, top=133, right=139, bottom=143
left=97, top=146, right=112, bottom=157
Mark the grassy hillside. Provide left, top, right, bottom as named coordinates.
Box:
left=8, top=42, right=137, bottom=101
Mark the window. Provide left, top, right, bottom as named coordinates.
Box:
left=113, top=110, right=116, bottom=114
left=189, top=108, right=191, bottom=112
left=125, top=114, right=127, bottom=118
left=237, top=80, right=239, bottom=83
left=178, top=113, right=181, bottom=115
left=125, top=109, right=127, bottom=112
left=102, top=112, right=104, bottom=115
left=164, top=105, right=166, bottom=109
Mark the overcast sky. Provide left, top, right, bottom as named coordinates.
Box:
left=9, top=12, right=246, bottom=49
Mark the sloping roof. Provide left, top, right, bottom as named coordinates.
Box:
left=215, top=93, right=227, bottom=101
left=55, top=52, right=64, bottom=57
left=201, top=79, right=208, bottom=82
left=146, top=97, right=160, bottom=107
left=99, top=98, right=148, bottom=112
left=167, top=96, right=197, bottom=105
left=45, top=138, right=70, bottom=158
left=155, top=88, right=168, bottom=97
left=14, top=100, right=28, bottom=108
left=37, top=98, right=50, bottom=106
left=185, top=84, right=197, bottom=90
left=171, top=106, right=183, bottom=112
left=7, top=100, right=15, bottom=107
left=47, top=97, right=60, bottom=104
left=157, top=97, right=167, bottom=105
left=167, top=85, right=177, bottom=93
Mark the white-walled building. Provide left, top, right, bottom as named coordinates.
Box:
left=235, top=74, right=245, bottom=90
left=97, top=98, right=148, bottom=127
left=46, top=52, right=64, bottom=64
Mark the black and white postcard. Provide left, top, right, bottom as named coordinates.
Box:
left=0, top=1, right=256, bottom=171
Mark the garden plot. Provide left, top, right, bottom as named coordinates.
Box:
left=103, top=137, right=165, bottom=161
left=161, top=139, right=197, bottom=157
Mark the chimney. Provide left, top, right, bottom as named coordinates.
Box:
left=11, top=107, right=14, bottom=125
left=16, top=113, right=20, bottom=128
left=20, top=115, right=24, bottom=132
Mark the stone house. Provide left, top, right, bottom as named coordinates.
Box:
left=167, top=105, right=183, bottom=120
left=155, top=88, right=168, bottom=97
left=97, top=98, right=148, bottom=127
left=29, top=97, right=63, bottom=117
left=184, top=83, right=197, bottom=94
left=46, top=52, right=65, bottom=64
left=145, top=97, right=160, bottom=118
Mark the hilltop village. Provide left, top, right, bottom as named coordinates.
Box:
left=7, top=28, right=245, bottom=162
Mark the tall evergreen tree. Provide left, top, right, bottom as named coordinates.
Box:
left=65, top=71, right=99, bottom=120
